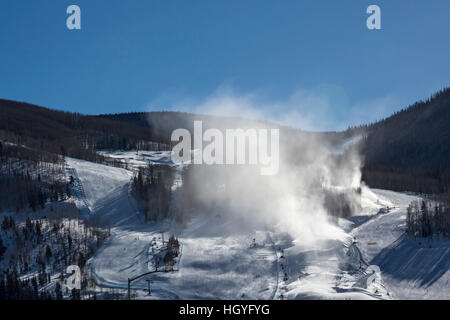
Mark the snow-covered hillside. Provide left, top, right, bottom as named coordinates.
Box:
left=64, top=152, right=450, bottom=300
left=355, top=190, right=450, bottom=299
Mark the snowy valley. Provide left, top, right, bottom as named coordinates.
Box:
left=32, top=151, right=448, bottom=300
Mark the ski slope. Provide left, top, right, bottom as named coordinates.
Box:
left=66, top=154, right=450, bottom=300
left=67, top=156, right=278, bottom=299
left=355, top=190, right=450, bottom=299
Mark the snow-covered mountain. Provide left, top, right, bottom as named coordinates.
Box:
left=2, top=91, right=450, bottom=300
left=61, top=151, right=449, bottom=300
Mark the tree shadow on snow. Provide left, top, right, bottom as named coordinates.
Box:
left=371, top=234, right=450, bottom=288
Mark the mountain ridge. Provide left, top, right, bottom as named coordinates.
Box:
left=2, top=86, right=450, bottom=194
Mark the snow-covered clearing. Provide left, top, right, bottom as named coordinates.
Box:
left=96, top=150, right=175, bottom=170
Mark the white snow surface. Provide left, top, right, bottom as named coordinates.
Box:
left=65, top=152, right=450, bottom=300
left=96, top=150, right=176, bottom=170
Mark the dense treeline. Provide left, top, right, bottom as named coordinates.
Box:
left=131, top=165, right=175, bottom=223
left=4, top=86, right=450, bottom=201
left=406, top=199, right=450, bottom=239
left=98, top=112, right=274, bottom=146
left=357, top=87, right=450, bottom=195
left=0, top=99, right=169, bottom=163
left=0, top=268, right=53, bottom=300
left=0, top=142, right=71, bottom=212
left=362, top=163, right=450, bottom=195
left=0, top=214, right=110, bottom=300
left=99, top=88, right=450, bottom=198
left=163, top=235, right=180, bottom=270
left=99, top=111, right=344, bottom=154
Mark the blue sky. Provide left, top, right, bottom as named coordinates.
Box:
left=0, top=0, right=449, bottom=131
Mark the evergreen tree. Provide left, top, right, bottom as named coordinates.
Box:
left=71, top=288, right=81, bottom=300
left=45, top=245, right=52, bottom=261
left=55, top=281, right=63, bottom=300
left=0, top=236, right=6, bottom=260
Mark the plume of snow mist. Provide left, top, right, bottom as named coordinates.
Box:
left=162, top=89, right=364, bottom=246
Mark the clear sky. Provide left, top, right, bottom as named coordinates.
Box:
left=1, top=0, right=449, bottom=131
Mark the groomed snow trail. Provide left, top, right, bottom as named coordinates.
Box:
left=67, top=157, right=184, bottom=298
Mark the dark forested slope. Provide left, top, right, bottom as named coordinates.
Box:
left=3, top=87, right=450, bottom=195
left=363, top=87, right=450, bottom=170
left=0, top=99, right=168, bottom=162
left=100, top=88, right=450, bottom=194
left=359, top=87, right=450, bottom=194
